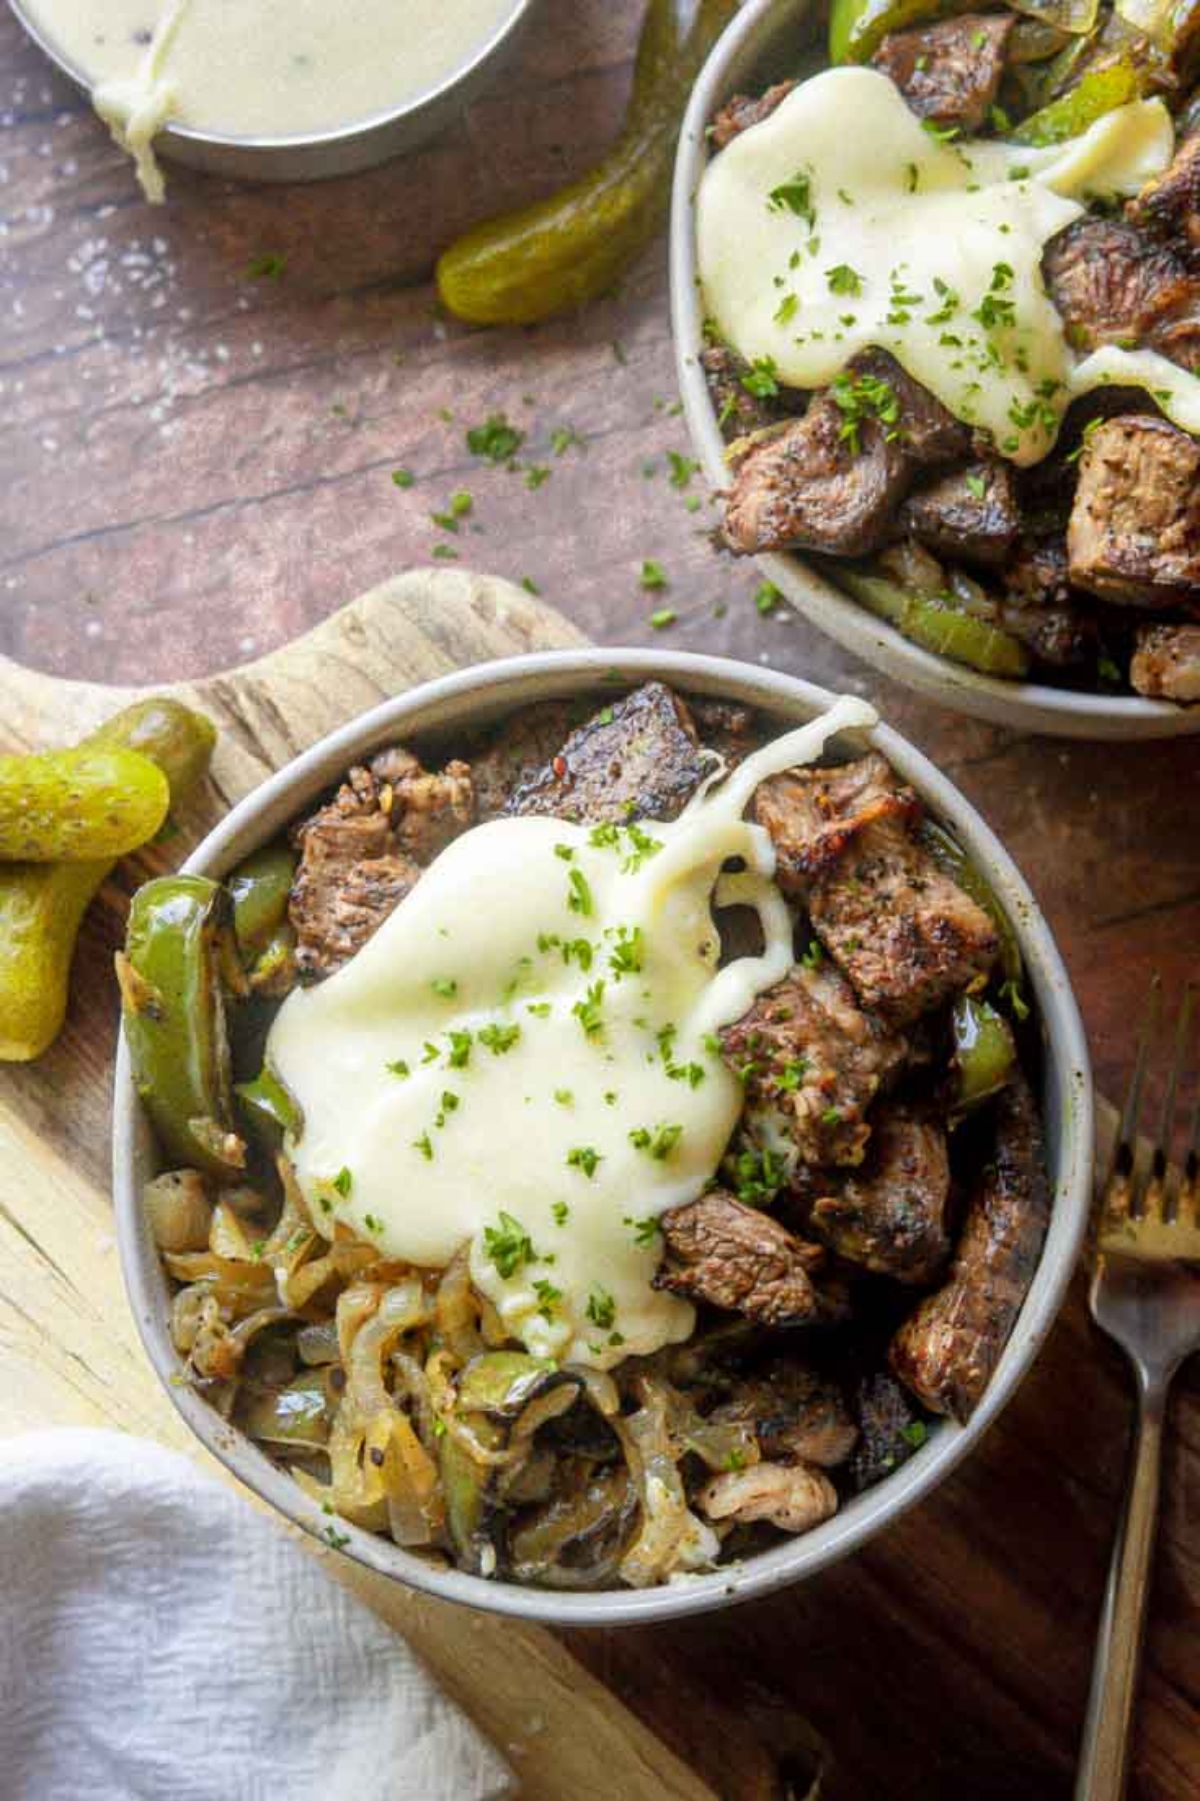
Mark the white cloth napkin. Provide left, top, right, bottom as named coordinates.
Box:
left=0, top=1429, right=515, bottom=1801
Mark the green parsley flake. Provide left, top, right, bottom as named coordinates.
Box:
left=386, top=1059, right=410, bottom=1079
left=767, top=169, right=815, bottom=227
left=483, top=1210, right=535, bottom=1278
left=567, top=867, right=594, bottom=917
left=244, top=252, right=286, bottom=280
left=607, top=925, right=644, bottom=976
left=465, top=414, right=524, bottom=464
left=629, top=1122, right=683, bottom=1160
left=755, top=580, right=783, bottom=616
left=640, top=559, right=668, bottom=591
left=648, top=608, right=677, bottom=630
left=572, top=981, right=606, bottom=1038
left=552, top=1202, right=570, bottom=1226
left=667, top=450, right=700, bottom=488
left=478, top=1022, right=521, bottom=1054
left=624, top=1214, right=661, bottom=1247
left=331, top=1166, right=352, bottom=1197
left=533, top=1277, right=562, bottom=1321
left=391, top=468, right=414, bottom=489
left=825, top=263, right=862, bottom=297
left=740, top=355, right=780, bottom=399
left=431, top=977, right=458, bottom=999
left=585, top=1285, right=617, bottom=1331
left=567, top=1146, right=602, bottom=1179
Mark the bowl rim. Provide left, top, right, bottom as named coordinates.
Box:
left=112, top=646, right=1094, bottom=1626
left=668, top=0, right=1200, bottom=741
left=7, top=0, right=533, bottom=155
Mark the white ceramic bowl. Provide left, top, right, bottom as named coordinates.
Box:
left=112, top=649, right=1093, bottom=1625
left=670, top=0, right=1200, bottom=740
left=8, top=0, right=535, bottom=183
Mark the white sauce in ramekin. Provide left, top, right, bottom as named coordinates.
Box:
left=21, top=0, right=523, bottom=199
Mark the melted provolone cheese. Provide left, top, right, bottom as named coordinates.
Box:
left=267, top=695, right=877, bottom=1371
left=697, top=68, right=1187, bottom=464
left=23, top=0, right=522, bottom=201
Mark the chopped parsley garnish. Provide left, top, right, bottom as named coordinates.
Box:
left=607, top=925, right=644, bottom=976
left=774, top=293, right=799, bottom=326
left=431, top=977, right=458, bottom=999
left=801, top=938, right=824, bottom=969
left=244, top=252, right=286, bottom=280
left=999, top=978, right=1031, bottom=1022
left=552, top=1201, right=570, bottom=1226
left=483, top=1210, right=535, bottom=1277
left=478, top=1021, right=521, bottom=1055
left=332, top=1166, right=352, bottom=1198
left=385, top=1058, right=410, bottom=1079
left=525, top=464, right=551, bottom=490
left=551, top=425, right=584, bottom=456
left=925, top=277, right=959, bottom=325
left=775, top=1058, right=809, bottom=1092
left=588, top=821, right=662, bottom=873
left=972, top=291, right=1016, bottom=331
left=363, top=1213, right=384, bottom=1235
left=831, top=370, right=900, bottom=454
left=446, top=1029, right=473, bottom=1069
left=648, top=606, right=678, bottom=630
left=567, top=1145, right=602, bottom=1179
left=901, top=1420, right=928, bottom=1449
left=733, top=1144, right=786, bottom=1207
left=905, top=162, right=919, bottom=193
left=755, top=580, right=783, bottom=615
left=572, top=981, right=606, bottom=1038
left=921, top=119, right=960, bottom=143
left=413, top=1132, right=434, bottom=1161
left=527, top=1001, right=552, bottom=1018
left=821, top=1105, right=843, bottom=1127
left=520, top=575, right=541, bottom=595
left=553, top=1088, right=574, bottom=1106
left=567, top=867, right=594, bottom=917
left=465, top=414, right=524, bottom=464
left=629, top=1122, right=683, bottom=1160
left=740, top=355, right=780, bottom=399
left=391, top=468, right=414, bottom=489
left=667, top=450, right=701, bottom=488
left=825, top=263, right=862, bottom=297
left=640, top=558, right=668, bottom=591
left=624, top=1214, right=661, bottom=1247
left=964, top=471, right=987, bottom=500
left=767, top=169, right=815, bottom=227
left=434, top=1090, right=460, bottom=1127
left=533, top=1277, right=562, bottom=1320
left=585, top=1285, right=617, bottom=1331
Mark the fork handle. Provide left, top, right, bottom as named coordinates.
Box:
left=1075, top=1381, right=1167, bottom=1801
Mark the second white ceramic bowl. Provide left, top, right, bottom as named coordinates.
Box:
left=670, top=0, right=1200, bottom=740
left=113, top=649, right=1093, bottom=1625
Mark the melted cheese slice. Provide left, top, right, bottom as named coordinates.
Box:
left=697, top=68, right=1189, bottom=464
left=267, top=695, right=877, bottom=1371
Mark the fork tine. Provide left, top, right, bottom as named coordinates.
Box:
left=1105, top=976, right=1161, bottom=1226
left=1151, top=983, right=1197, bottom=1220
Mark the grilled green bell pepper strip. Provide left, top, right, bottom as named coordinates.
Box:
left=0, top=747, right=169, bottom=863
left=228, top=840, right=296, bottom=960
left=119, top=874, right=246, bottom=1179
left=439, top=1353, right=583, bottom=1574
left=950, top=994, right=1017, bottom=1112
left=235, top=1064, right=303, bottom=1147
left=436, top=0, right=736, bottom=326
left=0, top=699, right=216, bottom=1063
left=918, top=817, right=1025, bottom=997
left=840, top=571, right=1031, bottom=679
left=830, top=0, right=961, bottom=63
left=1010, top=54, right=1141, bottom=143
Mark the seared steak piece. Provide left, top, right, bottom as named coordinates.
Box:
left=1127, top=132, right=1200, bottom=260
left=1043, top=217, right=1200, bottom=372
left=656, top=1189, right=825, bottom=1326
left=890, top=1076, right=1049, bottom=1422
left=872, top=13, right=1013, bottom=132
left=809, top=816, right=999, bottom=1026
left=699, top=1461, right=838, bottom=1533
left=702, top=342, right=788, bottom=441
left=898, top=460, right=1020, bottom=566
left=506, top=682, right=708, bottom=824
left=847, top=1371, right=928, bottom=1491
left=468, top=701, right=575, bottom=820
left=1000, top=599, right=1095, bottom=670
left=1130, top=622, right=1200, bottom=701
left=723, top=353, right=967, bottom=557
left=810, top=1105, right=952, bottom=1285
left=719, top=962, right=908, bottom=1168
left=1067, top=415, right=1200, bottom=605
left=1002, top=536, right=1072, bottom=610
left=690, top=697, right=762, bottom=768
left=752, top=753, right=919, bottom=887
left=709, top=80, right=796, bottom=150
left=723, top=399, right=909, bottom=557
left=289, top=751, right=471, bottom=981
left=708, top=1363, right=858, bottom=1467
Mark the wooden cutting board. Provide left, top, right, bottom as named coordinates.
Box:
left=0, top=567, right=717, bottom=1801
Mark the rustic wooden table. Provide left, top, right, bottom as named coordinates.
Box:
left=2, top=3, right=1199, bottom=1796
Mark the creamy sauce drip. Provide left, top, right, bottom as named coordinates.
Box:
left=23, top=0, right=522, bottom=200
left=697, top=68, right=1198, bottom=463
left=267, top=695, right=878, bottom=1371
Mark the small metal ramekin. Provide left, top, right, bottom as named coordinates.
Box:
left=8, top=0, right=536, bottom=182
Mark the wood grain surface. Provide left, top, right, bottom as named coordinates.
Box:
left=1, top=1, right=1198, bottom=1795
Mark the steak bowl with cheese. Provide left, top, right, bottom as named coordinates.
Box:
left=113, top=651, right=1091, bottom=1622
left=672, top=0, right=1200, bottom=735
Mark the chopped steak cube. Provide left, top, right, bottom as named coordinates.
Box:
left=689, top=697, right=763, bottom=768
left=890, top=1076, right=1048, bottom=1422
left=719, top=963, right=908, bottom=1167
left=289, top=747, right=471, bottom=980
left=872, top=13, right=1013, bottom=133
left=847, top=1371, right=927, bottom=1491
left=656, top=1189, right=824, bottom=1326
left=1042, top=217, right=1200, bottom=372
left=708, top=79, right=797, bottom=150
left=810, top=1104, right=953, bottom=1284
left=702, top=342, right=788, bottom=442
left=752, top=753, right=919, bottom=887
left=898, top=459, right=1021, bottom=567
left=708, top=1362, right=858, bottom=1467
left=1067, top=414, right=1200, bottom=605
left=1130, top=622, right=1200, bottom=701
left=506, top=682, right=709, bottom=824
left=468, top=701, right=576, bottom=821
left=1127, top=131, right=1200, bottom=261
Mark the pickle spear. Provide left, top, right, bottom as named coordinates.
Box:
left=436, top=0, right=736, bottom=326
left=0, top=746, right=168, bottom=862
left=0, top=699, right=216, bottom=1063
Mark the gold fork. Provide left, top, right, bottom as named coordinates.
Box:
left=1077, top=979, right=1200, bottom=1801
